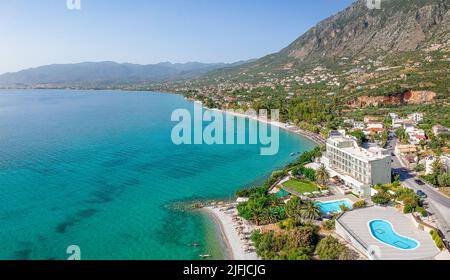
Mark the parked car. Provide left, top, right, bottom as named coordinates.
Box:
left=415, top=179, right=426, bottom=186
left=416, top=190, right=427, bottom=198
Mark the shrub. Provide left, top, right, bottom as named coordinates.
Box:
left=399, top=192, right=420, bottom=214
left=416, top=206, right=428, bottom=217
left=372, top=191, right=391, bottom=205
left=437, top=172, right=450, bottom=188
left=339, top=205, right=350, bottom=212
left=403, top=203, right=416, bottom=214
left=235, top=186, right=266, bottom=198
left=353, top=200, right=367, bottom=209
left=315, top=236, right=356, bottom=260
left=322, top=219, right=336, bottom=231
left=430, top=230, right=445, bottom=250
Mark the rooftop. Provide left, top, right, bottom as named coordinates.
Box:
left=337, top=207, right=440, bottom=260
left=327, top=134, right=389, bottom=162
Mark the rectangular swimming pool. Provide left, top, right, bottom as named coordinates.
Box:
left=316, top=199, right=353, bottom=214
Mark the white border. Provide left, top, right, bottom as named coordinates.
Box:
left=367, top=219, right=421, bottom=251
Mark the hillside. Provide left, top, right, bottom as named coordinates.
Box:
left=0, top=61, right=249, bottom=88
left=156, top=0, right=449, bottom=126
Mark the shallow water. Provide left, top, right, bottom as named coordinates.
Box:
left=0, top=89, right=316, bottom=260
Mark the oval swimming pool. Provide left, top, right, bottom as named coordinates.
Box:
left=368, top=220, right=420, bottom=250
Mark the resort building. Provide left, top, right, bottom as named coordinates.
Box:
left=321, top=131, right=392, bottom=197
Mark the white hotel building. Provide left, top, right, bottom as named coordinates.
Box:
left=321, top=131, right=392, bottom=197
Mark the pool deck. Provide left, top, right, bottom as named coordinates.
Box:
left=336, top=206, right=440, bottom=260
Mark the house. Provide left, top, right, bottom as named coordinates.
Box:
left=395, top=144, right=418, bottom=158
left=343, top=118, right=355, bottom=126
left=405, top=127, right=426, bottom=145
left=392, top=118, right=414, bottom=129
left=389, top=113, right=399, bottom=120
left=442, top=155, right=450, bottom=173
left=353, top=122, right=366, bottom=130
left=432, top=125, right=450, bottom=136
left=408, top=113, right=424, bottom=124
left=364, top=116, right=381, bottom=123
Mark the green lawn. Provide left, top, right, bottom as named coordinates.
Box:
left=283, top=179, right=319, bottom=194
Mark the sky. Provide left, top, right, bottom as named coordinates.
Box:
left=0, top=0, right=355, bottom=74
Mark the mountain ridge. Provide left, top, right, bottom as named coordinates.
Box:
left=0, top=60, right=253, bottom=87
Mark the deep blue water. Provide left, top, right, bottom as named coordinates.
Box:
left=0, top=90, right=316, bottom=260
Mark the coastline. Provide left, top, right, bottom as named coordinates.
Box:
left=202, top=206, right=259, bottom=260
left=3, top=89, right=320, bottom=260
left=201, top=106, right=324, bottom=261
left=210, top=108, right=326, bottom=146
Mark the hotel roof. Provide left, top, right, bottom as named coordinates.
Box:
left=327, top=135, right=390, bottom=162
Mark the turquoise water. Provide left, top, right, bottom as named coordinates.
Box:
left=369, top=220, right=419, bottom=250
left=316, top=200, right=353, bottom=214
left=0, top=90, right=316, bottom=260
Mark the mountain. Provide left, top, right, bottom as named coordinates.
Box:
left=163, top=0, right=449, bottom=126
left=0, top=61, right=250, bottom=87
left=280, top=0, right=449, bottom=60
left=196, top=0, right=449, bottom=81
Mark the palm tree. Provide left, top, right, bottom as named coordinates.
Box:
left=316, top=164, right=330, bottom=187
left=300, top=201, right=321, bottom=221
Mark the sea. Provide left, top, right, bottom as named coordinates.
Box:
left=0, top=89, right=316, bottom=260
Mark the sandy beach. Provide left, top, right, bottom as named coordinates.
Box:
left=212, top=108, right=325, bottom=145
left=203, top=205, right=259, bottom=260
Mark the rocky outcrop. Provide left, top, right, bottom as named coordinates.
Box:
left=350, top=90, right=437, bottom=107
left=281, top=0, right=450, bottom=60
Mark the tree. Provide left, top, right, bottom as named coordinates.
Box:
left=238, top=193, right=281, bottom=225
left=287, top=226, right=317, bottom=249
left=315, top=236, right=351, bottom=260
left=315, top=164, right=330, bottom=186
left=432, top=160, right=444, bottom=176
left=299, top=167, right=316, bottom=181
left=350, top=130, right=366, bottom=146
left=372, top=190, right=391, bottom=205
left=300, top=201, right=321, bottom=222
left=285, top=197, right=305, bottom=221
left=395, top=127, right=408, bottom=144
left=437, top=172, right=450, bottom=188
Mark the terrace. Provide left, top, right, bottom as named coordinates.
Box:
left=336, top=206, right=440, bottom=260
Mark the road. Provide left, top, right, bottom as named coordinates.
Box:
left=387, top=135, right=450, bottom=242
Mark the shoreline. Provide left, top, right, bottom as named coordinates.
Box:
left=202, top=206, right=259, bottom=260
left=210, top=108, right=325, bottom=146
left=1, top=88, right=325, bottom=146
